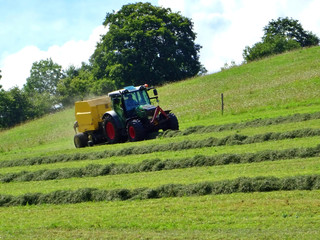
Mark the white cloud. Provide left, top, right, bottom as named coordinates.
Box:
left=0, top=25, right=107, bottom=90
left=300, top=1, right=320, bottom=37
left=158, top=0, right=320, bottom=73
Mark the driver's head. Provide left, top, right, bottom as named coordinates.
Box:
left=128, top=95, right=133, bottom=99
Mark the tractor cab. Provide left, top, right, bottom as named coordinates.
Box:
left=108, top=85, right=157, bottom=119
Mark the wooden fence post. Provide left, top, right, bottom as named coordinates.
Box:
left=221, top=93, right=224, bottom=115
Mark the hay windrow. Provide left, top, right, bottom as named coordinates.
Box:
left=1, top=128, right=320, bottom=169
left=1, top=175, right=319, bottom=207
left=2, top=144, right=320, bottom=183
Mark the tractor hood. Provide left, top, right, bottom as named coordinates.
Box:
left=136, top=104, right=156, bottom=118
left=139, top=105, right=156, bottom=111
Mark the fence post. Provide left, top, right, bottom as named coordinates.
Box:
left=221, top=93, right=224, bottom=115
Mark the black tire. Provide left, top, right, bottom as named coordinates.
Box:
left=74, top=133, right=88, bottom=148
left=127, top=119, right=146, bottom=142
left=103, top=115, right=121, bottom=144
left=167, top=113, right=179, bottom=130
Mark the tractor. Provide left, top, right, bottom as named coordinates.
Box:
left=73, top=84, right=179, bottom=148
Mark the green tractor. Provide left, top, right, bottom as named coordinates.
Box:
left=74, top=84, right=179, bottom=148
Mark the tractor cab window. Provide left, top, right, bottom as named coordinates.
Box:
left=136, top=90, right=151, bottom=106
left=123, top=90, right=151, bottom=111
left=123, top=93, right=139, bottom=111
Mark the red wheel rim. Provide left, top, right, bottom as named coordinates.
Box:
left=106, top=122, right=115, bottom=140
left=129, top=126, right=136, bottom=139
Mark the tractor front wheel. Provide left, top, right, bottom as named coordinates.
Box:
left=127, top=119, right=146, bottom=142
left=167, top=113, right=179, bottom=130
left=103, top=116, right=121, bottom=144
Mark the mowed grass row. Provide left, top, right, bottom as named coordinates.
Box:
left=1, top=191, right=319, bottom=239
left=1, top=155, right=320, bottom=196
left=1, top=136, right=320, bottom=182
left=1, top=128, right=320, bottom=175
left=2, top=124, right=320, bottom=169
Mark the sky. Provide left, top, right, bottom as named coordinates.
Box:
left=1, top=0, right=320, bottom=90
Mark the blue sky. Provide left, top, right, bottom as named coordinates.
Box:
left=0, top=0, right=150, bottom=58
left=1, top=0, right=320, bottom=90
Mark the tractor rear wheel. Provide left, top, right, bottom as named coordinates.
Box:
left=74, top=133, right=88, bottom=148
left=127, top=119, right=146, bottom=142
left=167, top=113, right=179, bottom=130
left=103, top=116, right=121, bottom=144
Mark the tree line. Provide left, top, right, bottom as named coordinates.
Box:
left=0, top=3, right=319, bottom=129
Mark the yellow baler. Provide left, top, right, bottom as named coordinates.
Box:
left=75, top=96, right=112, bottom=133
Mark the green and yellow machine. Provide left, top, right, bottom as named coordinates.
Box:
left=73, top=84, right=179, bottom=148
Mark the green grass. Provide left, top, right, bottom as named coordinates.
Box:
left=159, top=47, right=320, bottom=124
left=1, top=46, right=320, bottom=239
left=1, top=191, right=320, bottom=239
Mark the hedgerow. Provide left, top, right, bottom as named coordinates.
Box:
left=1, top=175, right=319, bottom=207
left=2, top=144, right=320, bottom=183
left=160, top=111, right=320, bottom=138
left=1, top=128, right=320, bottom=169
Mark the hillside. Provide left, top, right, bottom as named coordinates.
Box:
left=1, top=46, right=320, bottom=239
left=1, top=46, right=320, bottom=159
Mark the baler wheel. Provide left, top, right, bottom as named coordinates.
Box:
left=74, top=133, right=88, bottom=148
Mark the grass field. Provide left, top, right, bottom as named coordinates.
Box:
left=1, top=46, right=320, bottom=239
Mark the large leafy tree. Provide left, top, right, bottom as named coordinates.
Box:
left=23, top=58, right=63, bottom=114
left=263, top=17, right=319, bottom=47
left=243, top=17, right=319, bottom=62
left=91, top=2, right=203, bottom=87
left=24, top=58, right=63, bottom=95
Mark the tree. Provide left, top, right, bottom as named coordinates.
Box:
left=24, top=58, right=63, bottom=95
left=263, top=17, right=319, bottom=47
left=23, top=58, right=63, bottom=113
left=243, top=17, right=319, bottom=62
left=0, top=87, right=34, bottom=128
left=91, top=2, right=203, bottom=87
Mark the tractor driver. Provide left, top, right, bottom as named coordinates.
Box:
left=125, top=94, right=138, bottom=111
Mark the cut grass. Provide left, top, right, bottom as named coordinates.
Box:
left=1, top=108, right=320, bottom=162
left=1, top=191, right=320, bottom=239
left=1, top=156, right=320, bottom=196
left=1, top=135, right=320, bottom=175
left=2, top=141, right=320, bottom=183
left=1, top=112, right=319, bottom=164
left=2, top=127, right=320, bottom=168
left=1, top=175, right=320, bottom=207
